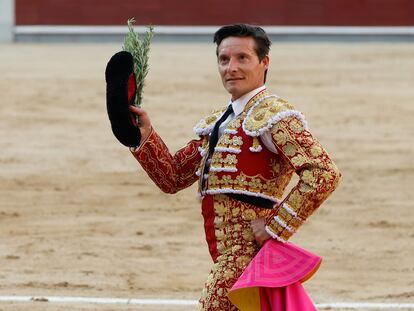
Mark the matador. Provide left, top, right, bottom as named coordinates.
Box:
left=105, top=24, right=341, bottom=311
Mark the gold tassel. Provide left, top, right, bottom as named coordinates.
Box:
left=250, top=137, right=262, bottom=152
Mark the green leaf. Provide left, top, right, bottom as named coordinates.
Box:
left=122, top=18, right=154, bottom=108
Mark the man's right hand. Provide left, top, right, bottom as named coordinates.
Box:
left=129, top=106, right=152, bottom=143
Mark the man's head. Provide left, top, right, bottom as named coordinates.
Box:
left=214, top=24, right=271, bottom=100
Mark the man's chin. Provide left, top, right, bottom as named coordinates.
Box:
left=225, top=86, right=243, bottom=100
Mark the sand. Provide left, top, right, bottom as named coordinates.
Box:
left=0, top=41, right=413, bottom=310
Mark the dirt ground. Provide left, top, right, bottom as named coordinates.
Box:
left=0, top=41, right=413, bottom=310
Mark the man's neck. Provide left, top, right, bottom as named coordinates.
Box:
left=230, top=85, right=266, bottom=116
left=231, top=85, right=266, bottom=102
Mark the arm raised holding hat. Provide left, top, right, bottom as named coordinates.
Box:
left=128, top=104, right=204, bottom=194
left=105, top=19, right=204, bottom=194
left=105, top=18, right=153, bottom=148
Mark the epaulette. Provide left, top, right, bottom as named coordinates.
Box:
left=243, top=95, right=308, bottom=137
left=193, top=107, right=227, bottom=136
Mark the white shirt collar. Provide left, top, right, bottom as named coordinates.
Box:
left=230, top=85, right=267, bottom=116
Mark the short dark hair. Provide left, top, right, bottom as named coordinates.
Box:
left=213, top=23, right=271, bottom=62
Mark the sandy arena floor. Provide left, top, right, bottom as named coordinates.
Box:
left=0, top=41, right=413, bottom=310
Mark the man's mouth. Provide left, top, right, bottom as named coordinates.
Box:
left=226, top=77, right=244, bottom=82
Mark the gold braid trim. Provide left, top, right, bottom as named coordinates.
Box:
left=193, top=107, right=227, bottom=136
left=131, top=129, right=203, bottom=194
left=243, top=96, right=308, bottom=137
left=266, top=116, right=341, bottom=241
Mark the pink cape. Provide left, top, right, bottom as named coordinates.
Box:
left=228, top=240, right=321, bottom=311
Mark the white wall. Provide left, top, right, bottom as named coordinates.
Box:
left=0, top=0, right=15, bottom=42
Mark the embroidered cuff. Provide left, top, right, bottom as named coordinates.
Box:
left=265, top=225, right=287, bottom=243
left=265, top=202, right=305, bottom=242
left=265, top=221, right=292, bottom=242
left=129, top=127, right=154, bottom=154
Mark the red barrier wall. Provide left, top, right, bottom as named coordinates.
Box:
left=16, top=0, right=414, bottom=26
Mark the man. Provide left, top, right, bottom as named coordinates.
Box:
left=111, top=24, right=341, bottom=310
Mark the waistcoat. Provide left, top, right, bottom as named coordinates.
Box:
left=193, top=90, right=309, bottom=203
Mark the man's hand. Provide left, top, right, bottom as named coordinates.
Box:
left=251, top=217, right=271, bottom=246
left=129, top=106, right=152, bottom=143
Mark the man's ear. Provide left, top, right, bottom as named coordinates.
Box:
left=262, top=55, right=270, bottom=70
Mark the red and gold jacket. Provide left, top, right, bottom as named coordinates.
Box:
left=131, top=90, right=341, bottom=242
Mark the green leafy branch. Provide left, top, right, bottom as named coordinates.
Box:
left=123, top=18, right=154, bottom=108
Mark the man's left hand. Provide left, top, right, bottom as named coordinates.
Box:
left=251, top=217, right=271, bottom=246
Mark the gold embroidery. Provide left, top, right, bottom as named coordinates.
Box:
left=134, top=130, right=202, bottom=194
left=222, top=175, right=233, bottom=185
left=236, top=255, right=251, bottom=268
left=289, top=190, right=304, bottom=207
left=242, top=229, right=255, bottom=242
left=214, top=217, right=224, bottom=228
left=201, top=136, right=209, bottom=149
left=208, top=170, right=288, bottom=202
left=223, top=269, right=235, bottom=280
left=243, top=89, right=269, bottom=112
left=194, top=107, right=227, bottom=134
left=266, top=116, right=341, bottom=241
left=310, top=145, right=323, bottom=157
left=244, top=97, right=295, bottom=133
left=216, top=241, right=229, bottom=254
left=200, top=192, right=276, bottom=311
left=215, top=203, right=226, bottom=217
left=250, top=136, right=262, bottom=152
left=278, top=207, right=303, bottom=229
left=289, top=118, right=305, bottom=133
left=254, top=110, right=266, bottom=121
left=207, top=109, right=225, bottom=125
left=273, top=130, right=288, bottom=145
left=211, top=154, right=238, bottom=171
left=231, top=245, right=242, bottom=253
left=216, top=134, right=243, bottom=151
left=248, top=177, right=262, bottom=192
left=283, top=142, right=297, bottom=156
left=242, top=209, right=257, bottom=221
left=322, top=171, right=332, bottom=181
left=234, top=175, right=248, bottom=190
left=225, top=154, right=237, bottom=165
left=227, top=118, right=241, bottom=130
left=291, top=154, right=307, bottom=167
left=302, top=170, right=316, bottom=186
left=216, top=229, right=225, bottom=241
left=217, top=134, right=231, bottom=146
left=299, top=183, right=313, bottom=193
left=232, top=207, right=240, bottom=217
left=208, top=175, right=219, bottom=186
left=268, top=221, right=292, bottom=241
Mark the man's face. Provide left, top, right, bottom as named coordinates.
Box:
left=217, top=36, right=269, bottom=101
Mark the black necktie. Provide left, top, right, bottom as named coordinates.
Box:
left=209, top=104, right=234, bottom=155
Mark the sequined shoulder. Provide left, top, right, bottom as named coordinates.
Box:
left=193, top=107, right=227, bottom=136
left=243, top=96, right=308, bottom=137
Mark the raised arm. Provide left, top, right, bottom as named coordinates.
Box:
left=129, top=106, right=203, bottom=194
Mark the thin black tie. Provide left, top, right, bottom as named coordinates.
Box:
left=209, top=104, right=234, bottom=155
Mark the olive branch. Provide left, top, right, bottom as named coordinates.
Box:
left=123, top=18, right=154, bottom=108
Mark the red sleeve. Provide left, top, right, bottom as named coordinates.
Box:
left=131, top=128, right=203, bottom=194
left=265, top=116, right=341, bottom=242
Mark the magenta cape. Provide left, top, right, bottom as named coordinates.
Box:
left=228, top=240, right=321, bottom=310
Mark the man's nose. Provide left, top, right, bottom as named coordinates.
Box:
left=227, top=58, right=238, bottom=72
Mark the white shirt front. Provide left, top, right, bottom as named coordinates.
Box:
left=218, top=86, right=278, bottom=154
